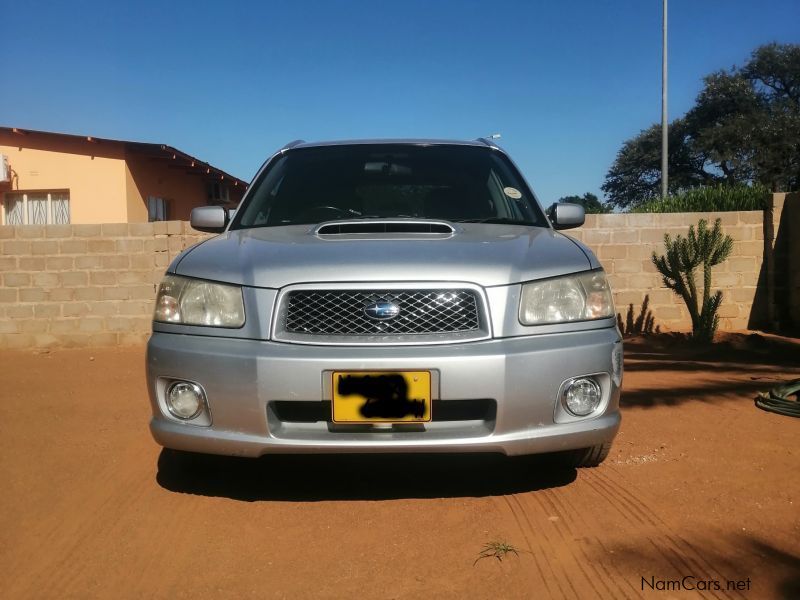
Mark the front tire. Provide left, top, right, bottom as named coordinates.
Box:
left=160, top=447, right=205, bottom=472
left=562, top=441, right=612, bottom=468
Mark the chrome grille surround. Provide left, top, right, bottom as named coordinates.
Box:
left=272, top=283, right=491, bottom=345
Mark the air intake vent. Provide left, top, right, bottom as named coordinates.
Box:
left=314, top=220, right=455, bottom=235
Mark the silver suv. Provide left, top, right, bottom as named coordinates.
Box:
left=146, top=139, right=622, bottom=467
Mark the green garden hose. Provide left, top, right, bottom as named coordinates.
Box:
left=755, top=379, right=800, bottom=418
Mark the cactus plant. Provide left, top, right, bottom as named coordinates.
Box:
left=617, top=295, right=659, bottom=336
left=651, top=218, right=733, bottom=342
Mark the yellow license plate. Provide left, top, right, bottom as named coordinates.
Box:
left=331, top=371, right=432, bottom=424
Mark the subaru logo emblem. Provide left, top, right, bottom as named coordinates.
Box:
left=364, top=300, right=400, bottom=320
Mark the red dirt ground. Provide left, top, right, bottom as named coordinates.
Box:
left=1, top=333, right=798, bottom=599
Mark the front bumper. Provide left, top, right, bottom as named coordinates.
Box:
left=146, top=328, right=622, bottom=458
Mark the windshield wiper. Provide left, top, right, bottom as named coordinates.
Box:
left=454, top=217, right=535, bottom=225
left=345, top=214, right=418, bottom=219
left=239, top=215, right=421, bottom=229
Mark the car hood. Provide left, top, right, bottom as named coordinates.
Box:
left=174, top=223, right=594, bottom=288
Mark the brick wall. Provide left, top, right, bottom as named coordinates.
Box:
left=0, top=207, right=783, bottom=348
left=568, top=211, right=766, bottom=332
left=0, top=222, right=209, bottom=348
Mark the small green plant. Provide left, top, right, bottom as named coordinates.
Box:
left=474, top=541, right=523, bottom=565
left=651, top=219, right=733, bottom=343
left=630, top=184, right=769, bottom=214
left=616, top=295, right=660, bottom=336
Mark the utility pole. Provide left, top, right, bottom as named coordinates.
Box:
left=661, top=0, right=668, bottom=198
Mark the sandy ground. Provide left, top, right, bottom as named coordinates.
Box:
left=1, top=334, right=799, bottom=599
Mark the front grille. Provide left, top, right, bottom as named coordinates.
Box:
left=284, top=289, right=480, bottom=336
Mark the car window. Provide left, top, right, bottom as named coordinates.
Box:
left=232, top=144, right=546, bottom=229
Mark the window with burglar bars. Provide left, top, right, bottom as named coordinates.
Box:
left=1, top=191, right=70, bottom=225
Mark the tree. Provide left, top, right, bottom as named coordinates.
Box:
left=743, top=42, right=800, bottom=105
left=557, top=192, right=609, bottom=214
left=604, top=43, right=800, bottom=209
left=686, top=44, right=800, bottom=191
left=684, top=71, right=761, bottom=185
left=742, top=43, right=800, bottom=190
left=602, top=119, right=717, bottom=209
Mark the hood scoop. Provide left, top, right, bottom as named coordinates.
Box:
left=313, top=219, right=455, bottom=235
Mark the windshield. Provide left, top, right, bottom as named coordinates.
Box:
left=231, top=144, right=546, bottom=229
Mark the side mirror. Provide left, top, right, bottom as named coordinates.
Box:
left=190, top=206, right=228, bottom=233
left=548, top=203, right=585, bottom=230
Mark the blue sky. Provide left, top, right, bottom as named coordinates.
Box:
left=2, top=0, right=798, bottom=202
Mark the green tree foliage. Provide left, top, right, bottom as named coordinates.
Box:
left=604, top=43, right=800, bottom=209
left=742, top=43, right=800, bottom=190
left=602, top=119, right=715, bottom=209
left=685, top=71, right=761, bottom=185
left=556, top=192, right=609, bottom=214
left=651, top=219, right=733, bottom=342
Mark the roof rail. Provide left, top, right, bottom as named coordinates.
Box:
left=475, top=137, right=501, bottom=150
left=280, top=139, right=306, bottom=152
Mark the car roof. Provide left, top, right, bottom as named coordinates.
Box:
left=286, top=138, right=501, bottom=151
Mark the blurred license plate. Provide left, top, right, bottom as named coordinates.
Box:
left=331, top=371, right=432, bottom=424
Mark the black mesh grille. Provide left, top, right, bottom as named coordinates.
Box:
left=284, top=289, right=480, bottom=335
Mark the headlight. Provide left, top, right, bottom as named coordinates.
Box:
left=154, top=275, right=245, bottom=327
left=519, top=270, right=614, bottom=325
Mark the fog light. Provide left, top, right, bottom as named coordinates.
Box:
left=563, top=377, right=602, bottom=416
left=166, top=381, right=204, bottom=420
